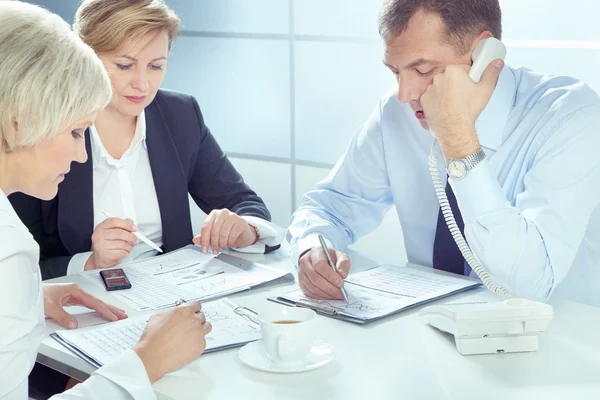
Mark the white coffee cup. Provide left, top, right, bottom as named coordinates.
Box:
left=259, top=307, right=316, bottom=364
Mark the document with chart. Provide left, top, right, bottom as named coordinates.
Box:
left=270, top=264, right=481, bottom=324
left=51, top=299, right=261, bottom=368
left=80, top=245, right=293, bottom=311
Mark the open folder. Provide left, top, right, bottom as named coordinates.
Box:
left=269, top=264, right=481, bottom=325
left=51, top=299, right=261, bottom=368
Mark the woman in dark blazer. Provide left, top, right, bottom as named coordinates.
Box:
left=10, top=0, right=283, bottom=281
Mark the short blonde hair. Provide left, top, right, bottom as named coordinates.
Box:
left=0, top=1, right=112, bottom=151
left=74, top=0, right=181, bottom=53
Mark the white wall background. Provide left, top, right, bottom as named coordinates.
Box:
left=30, top=0, right=600, bottom=261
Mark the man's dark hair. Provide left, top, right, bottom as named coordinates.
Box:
left=378, top=0, right=502, bottom=54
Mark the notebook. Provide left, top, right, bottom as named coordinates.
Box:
left=269, top=264, right=481, bottom=324
left=51, top=298, right=261, bottom=368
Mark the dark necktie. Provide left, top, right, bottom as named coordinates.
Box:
left=433, top=180, right=468, bottom=275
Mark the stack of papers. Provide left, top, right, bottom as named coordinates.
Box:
left=51, top=299, right=261, bottom=368
left=270, top=264, right=480, bottom=324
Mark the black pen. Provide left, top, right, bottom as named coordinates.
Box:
left=318, top=234, right=349, bottom=303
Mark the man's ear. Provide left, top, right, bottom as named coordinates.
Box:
left=469, top=31, right=495, bottom=55
left=467, top=31, right=494, bottom=65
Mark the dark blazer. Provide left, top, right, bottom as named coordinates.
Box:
left=9, top=89, right=270, bottom=280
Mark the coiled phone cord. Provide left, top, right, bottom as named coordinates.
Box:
left=429, top=139, right=516, bottom=300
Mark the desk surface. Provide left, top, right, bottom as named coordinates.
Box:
left=39, top=249, right=600, bottom=400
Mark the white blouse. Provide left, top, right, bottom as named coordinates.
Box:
left=66, top=111, right=284, bottom=275
left=0, top=190, right=156, bottom=400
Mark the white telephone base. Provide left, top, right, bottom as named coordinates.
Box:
left=419, top=298, right=553, bottom=356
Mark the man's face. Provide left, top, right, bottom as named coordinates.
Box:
left=383, top=9, right=474, bottom=130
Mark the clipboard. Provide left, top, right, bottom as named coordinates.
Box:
left=50, top=299, right=262, bottom=369
left=268, top=264, right=482, bottom=325
left=267, top=296, right=371, bottom=325
left=268, top=284, right=479, bottom=325
left=50, top=332, right=257, bottom=369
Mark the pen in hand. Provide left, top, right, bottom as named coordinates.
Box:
left=318, top=234, right=349, bottom=303
left=101, top=210, right=163, bottom=253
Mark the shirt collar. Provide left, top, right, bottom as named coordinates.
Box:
left=0, top=189, right=29, bottom=232
left=90, top=110, right=147, bottom=169
left=475, top=65, right=517, bottom=151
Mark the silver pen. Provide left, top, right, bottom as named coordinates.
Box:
left=101, top=210, right=163, bottom=253
left=318, top=234, right=349, bottom=303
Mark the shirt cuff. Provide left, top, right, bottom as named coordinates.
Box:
left=92, top=349, right=155, bottom=399
left=231, top=216, right=285, bottom=254
left=291, top=234, right=334, bottom=268
left=448, top=158, right=510, bottom=226
left=66, top=251, right=93, bottom=275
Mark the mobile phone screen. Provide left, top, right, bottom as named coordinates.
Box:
left=100, top=269, right=132, bottom=290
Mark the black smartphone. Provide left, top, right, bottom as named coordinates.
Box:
left=99, top=268, right=132, bottom=291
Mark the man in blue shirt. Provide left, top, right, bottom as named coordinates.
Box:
left=287, top=0, right=600, bottom=305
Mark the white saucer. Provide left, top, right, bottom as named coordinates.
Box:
left=238, top=340, right=335, bottom=373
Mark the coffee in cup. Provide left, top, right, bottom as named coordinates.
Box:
left=259, top=307, right=316, bottom=364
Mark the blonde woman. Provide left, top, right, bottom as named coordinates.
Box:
left=11, top=0, right=284, bottom=281
left=0, top=3, right=211, bottom=399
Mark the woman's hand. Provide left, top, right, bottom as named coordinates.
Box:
left=193, top=209, right=257, bottom=254
left=85, top=217, right=138, bottom=271
left=43, top=283, right=128, bottom=329
left=133, top=302, right=212, bottom=382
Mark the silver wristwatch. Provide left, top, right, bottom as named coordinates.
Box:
left=446, top=148, right=486, bottom=180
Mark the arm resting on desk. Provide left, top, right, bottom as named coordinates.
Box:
left=50, top=349, right=155, bottom=400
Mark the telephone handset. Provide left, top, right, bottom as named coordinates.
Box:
left=468, top=37, right=507, bottom=82
left=420, top=38, right=554, bottom=355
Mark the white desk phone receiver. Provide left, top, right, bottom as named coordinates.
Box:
left=419, top=38, right=554, bottom=356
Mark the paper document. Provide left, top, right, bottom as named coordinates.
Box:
left=271, top=264, right=480, bottom=324
left=346, top=264, right=476, bottom=299
left=52, top=299, right=261, bottom=368
left=45, top=306, right=110, bottom=331
left=80, top=246, right=292, bottom=311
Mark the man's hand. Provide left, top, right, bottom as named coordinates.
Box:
left=298, top=247, right=351, bottom=300
left=43, top=283, right=128, bottom=329
left=193, top=209, right=258, bottom=254
left=420, top=59, right=504, bottom=160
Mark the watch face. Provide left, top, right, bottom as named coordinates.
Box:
left=448, top=160, right=467, bottom=179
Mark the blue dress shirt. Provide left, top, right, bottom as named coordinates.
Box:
left=287, top=66, right=600, bottom=305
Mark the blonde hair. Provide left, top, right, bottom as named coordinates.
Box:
left=0, top=1, right=112, bottom=150
left=74, top=0, right=181, bottom=53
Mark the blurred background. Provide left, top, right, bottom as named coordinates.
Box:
left=27, top=0, right=600, bottom=261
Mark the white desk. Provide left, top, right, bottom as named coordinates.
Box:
left=39, top=249, right=600, bottom=400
